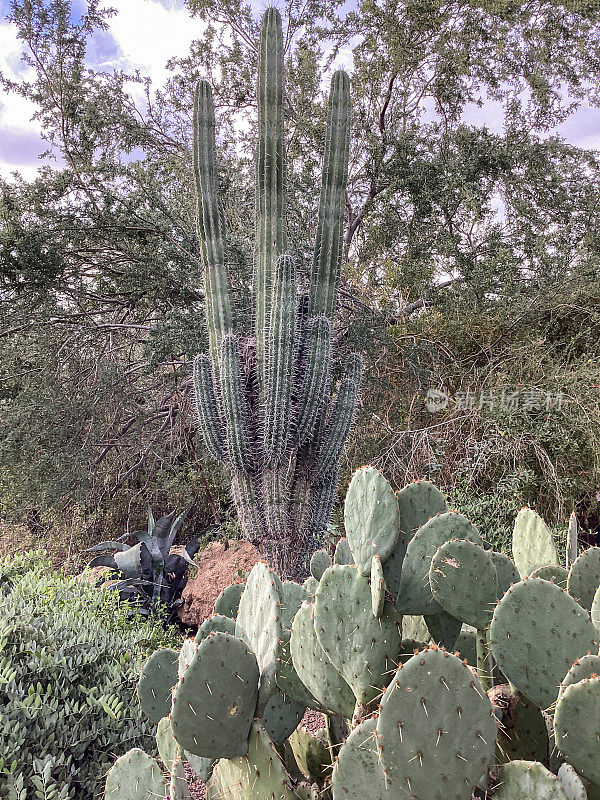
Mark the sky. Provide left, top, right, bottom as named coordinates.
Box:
left=2, top=0, right=600, bottom=181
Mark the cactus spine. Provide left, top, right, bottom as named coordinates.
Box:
left=192, top=9, right=360, bottom=577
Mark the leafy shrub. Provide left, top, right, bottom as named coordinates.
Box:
left=0, top=552, right=177, bottom=799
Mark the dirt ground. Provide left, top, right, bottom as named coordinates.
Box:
left=178, top=539, right=261, bottom=627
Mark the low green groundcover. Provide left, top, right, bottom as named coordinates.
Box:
left=0, top=551, right=178, bottom=799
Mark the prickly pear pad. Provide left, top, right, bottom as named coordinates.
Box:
left=334, top=537, right=353, bottom=565
left=171, top=632, right=259, bottom=759
left=490, top=577, right=598, bottom=709
left=195, top=614, right=237, bottom=644
left=555, top=677, right=600, bottom=785
left=560, top=653, right=600, bottom=694
left=332, top=718, right=405, bottom=800
left=592, top=584, right=600, bottom=631
left=429, top=539, right=498, bottom=629
left=276, top=627, right=319, bottom=709
left=315, top=565, right=402, bottom=705
left=558, top=763, right=587, bottom=800
left=384, top=480, right=447, bottom=597
left=288, top=723, right=332, bottom=783
left=105, top=748, right=166, bottom=800
left=568, top=546, right=600, bottom=609
left=290, top=600, right=355, bottom=718
left=213, top=581, right=245, bottom=618
left=493, top=760, right=569, bottom=800
left=377, top=648, right=496, bottom=800
left=280, top=580, right=307, bottom=629
left=137, top=647, right=179, bottom=723
left=156, top=715, right=181, bottom=772
left=236, top=562, right=283, bottom=706
left=216, top=720, right=297, bottom=800
left=344, top=466, right=400, bottom=575
left=490, top=551, right=520, bottom=598
left=396, top=512, right=480, bottom=615
left=424, top=609, right=462, bottom=650
left=310, top=548, right=331, bottom=581
left=261, top=687, right=305, bottom=746
left=531, top=564, right=569, bottom=586
left=512, top=508, right=558, bottom=578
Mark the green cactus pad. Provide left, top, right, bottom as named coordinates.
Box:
left=171, top=632, right=259, bottom=759
left=429, top=539, right=498, bottom=629
left=344, top=466, right=400, bottom=575
left=490, top=551, right=520, bottom=598
left=512, top=508, right=558, bottom=578
left=195, top=614, right=237, bottom=645
left=281, top=580, right=307, bottom=629
left=216, top=720, right=297, bottom=800
left=568, top=547, right=600, bottom=609
left=105, top=748, right=166, bottom=800
left=310, top=549, right=331, bottom=581
left=371, top=554, right=385, bottom=617
left=288, top=724, right=332, bottom=783
left=213, top=582, right=245, bottom=618
left=396, top=512, right=480, bottom=615
left=493, top=760, right=568, bottom=800
left=377, top=647, right=496, bottom=800
left=332, top=718, right=402, bottom=800
left=303, top=575, right=319, bottom=596
left=384, top=480, right=447, bottom=597
left=490, top=577, right=599, bottom=709
left=488, top=685, right=549, bottom=764
left=315, top=565, right=402, bottom=705
left=236, top=562, right=284, bottom=707
left=402, top=614, right=431, bottom=642
left=333, top=538, right=353, bottom=565
left=157, top=715, right=181, bottom=772
left=185, top=750, right=214, bottom=783
left=592, top=584, right=600, bottom=631
left=555, top=677, right=600, bottom=784
left=276, top=628, right=319, bottom=709
left=398, top=638, right=430, bottom=664
left=454, top=630, right=477, bottom=666
left=138, top=647, right=179, bottom=723
left=531, top=564, right=569, bottom=587
left=560, top=654, right=600, bottom=694
left=170, top=758, right=191, bottom=800
left=424, top=609, right=462, bottom=650
left=261, top=688, right=305, bottom=746
left=558, top=763, right=588, bottom=800
left=290, top=600, right=355, bottom=718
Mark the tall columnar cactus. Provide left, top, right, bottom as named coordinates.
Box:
left=192, top=9, right=360, bottom=577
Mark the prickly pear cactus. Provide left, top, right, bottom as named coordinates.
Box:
left=490, top=577, right=598, bottom=708
left=558, top=763, right=588, bottom=800
left=344, top=466, right=400, bottom=575
left=429, top=538, right=498, bottom=629
left=493, top=760, right=569, bottom=800
left=171, top=632, right=259, bottom=759
left=331, top=718, right=399, bottom=799
left=370, top=554, right=385, bottom=617
left=333, top=538, right=353, bottom=565
left=314, top=564, right=401, bottom=706
left=512, top=508, right=558, bottom=578
left=310, top=549, right=331, bottom=581
left=396, top=511, right=480, bottom=615
left=376, top=647, right=496, bottom=800
left=560, top=654, right=600, bottom=694
left=490, top=550, right=520, bottom=597
left=213, top=582, right=245, bottom=618
left=554, top=677, right=600, bottom=785
left=137, top=647, right=179, bottom=723
left=105, top=749, right=165, bottom=800
left=530, top=564, right=569, bottom=586
left=567, top=546, right=600, bottom=609
left=195, top=614, right=237, bottom=644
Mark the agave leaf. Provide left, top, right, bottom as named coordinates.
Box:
left=114, top=542, right=152, bottom=579
left=88, top=555, right=118, bottom=570
left=84, top=541, right=130, bottom=553
left=162, top=507, right=190, bottom=557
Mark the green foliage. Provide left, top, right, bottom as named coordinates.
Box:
left=0, top=552, right=176, bottom=799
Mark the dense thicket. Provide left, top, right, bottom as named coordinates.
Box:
left=2, top=0, right=600, bottom=547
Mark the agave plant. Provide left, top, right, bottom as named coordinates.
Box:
left=85, top=508, right=203, bottom=623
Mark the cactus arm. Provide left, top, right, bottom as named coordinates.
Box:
left=231, top=470, right=265, bottom=544
left=308, top=466, right=339, bottom=542
left=219, top=334, right=253, bottom=471
left=295, top=315, right=332, bottom=446
left=308, top=70, right=351, bottom=319
left=192, top=354, right=226, bottom=462
left=313, top=354, right=363, bottom=483
left=193, top=81, right=233, bottom=366
left=255, top=8, right=286, bottom=390
left=264, top=253, right=296, bottom=463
